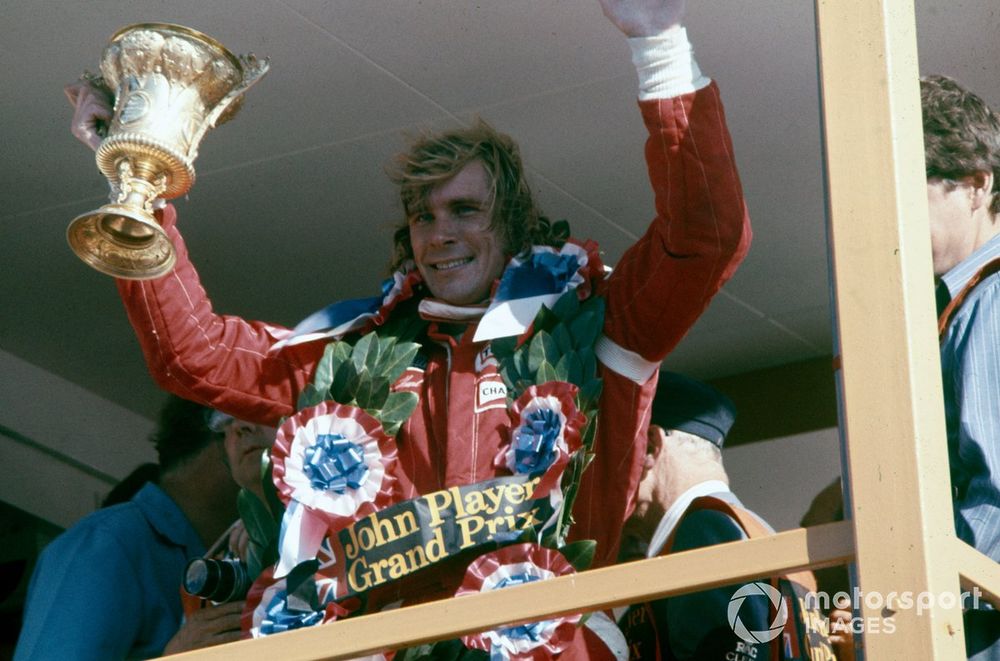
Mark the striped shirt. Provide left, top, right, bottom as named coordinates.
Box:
left=940, top=232, right=1000, bottom=562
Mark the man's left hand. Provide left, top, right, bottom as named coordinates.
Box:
left=597, top=0, right=686, bottom=37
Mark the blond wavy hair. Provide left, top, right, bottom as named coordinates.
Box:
left=386, top=119, right=563, bottom=273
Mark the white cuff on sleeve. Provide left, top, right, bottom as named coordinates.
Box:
left=628, top=26, right=711, bottom=100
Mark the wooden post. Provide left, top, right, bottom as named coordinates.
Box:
left=814, top=0, right=966, bottom=656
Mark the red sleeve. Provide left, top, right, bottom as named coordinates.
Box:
left=115, top=205, right=323, bottom=425
left=603, top=81, right=752, bottom=363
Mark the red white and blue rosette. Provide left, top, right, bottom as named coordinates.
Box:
left=473, top=240, right=604, bottom=342
left=271, top=401, right=402, bottom=577
left=242, top=566, right=349, bottom=639
left=456, top=543, right=580, bottom=659
left=495, top=382, right=584, bottom=499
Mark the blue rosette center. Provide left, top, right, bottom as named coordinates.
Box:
left=512, top=409, right=562, bottom=474
left=490, top=573, right=552, bottom=657
left=260, top=592, right=323, bottom=634
left=304, top=433, right=370, bottom=493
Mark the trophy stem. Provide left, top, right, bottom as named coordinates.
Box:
left=67, top=157, right=176, bottom=280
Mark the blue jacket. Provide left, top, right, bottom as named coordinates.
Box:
left=16, top=483, right=205, bottom=660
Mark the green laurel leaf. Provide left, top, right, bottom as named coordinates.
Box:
left=536, top=360, right=559, bottom=384
left=559, top=539, right=597, bottom=572
left=568, top=311, right=600, bottom=350
left=351, top=332, right=377, bottom=374
left=528, top=330, right=560, bottom=375
left=554, top=354, right=571, bottom=382
left=579, top=378, right=603, bottom=412
left=380, top=391, right=419, bottom=436
left=346, top=367, right=369, bottom=407
left=330, top=358, right=358, bottom=405
left=490, top=335, right=518, bottom=362
left=551, top=324, right=574, bottom=355
left=380, top=342, right=421, bottom=385
left=551, top=289, right=580, bottom=321
left=238, top=488, right=280, bottom=578
left=313, top=340, right=345, bottom=394
left=296, top=383, right=325, bottom=410
left=533, top=303, right=559, bottom=335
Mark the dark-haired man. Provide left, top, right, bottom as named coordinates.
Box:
left=67, top=0, right=751, bottom=651
left=921, top=74, right=1000, bottom=660
left=15, top=396, right=245, bottom=660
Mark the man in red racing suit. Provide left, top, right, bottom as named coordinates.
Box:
left=69, top=0, right=750, bottom=655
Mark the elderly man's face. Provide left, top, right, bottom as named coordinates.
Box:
left=222, top=420, right=275, bottom=498
left=407, top=160, right=508, bottom=305
left=620, top=425, right=672, bottom=559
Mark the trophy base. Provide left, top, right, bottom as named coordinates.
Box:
left=67, top=204, right=176, bottom=280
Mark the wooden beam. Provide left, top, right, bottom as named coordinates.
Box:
left=170, top=522, right=853, bottom=660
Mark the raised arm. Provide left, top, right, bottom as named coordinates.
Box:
left=598, top=0, right=751, bottom=374
left=114, top=208, right=320, bottom=425
left=65, top=81, right=319, bottom=425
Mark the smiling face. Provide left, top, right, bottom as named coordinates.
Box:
left=407, top=159, right=508, bottom=305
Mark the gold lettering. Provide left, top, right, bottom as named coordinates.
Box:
left=463, top=489, right=487, bottom=515
left=357, top=525, right=378, bottom=551
left=369, top=556, right=388, bottom=585
left=387, top=554, right=408, bottom=580
left=449, top=486, right=467, bottom=518
left=425, top=526, right=446, bottom=562
left=370, top=512, right=396, bottom=546
left=366, top=509, right=419, bottom=546
left=482, top=484, right=507, bottom=512
left=405, top=540, right=427, bottom=568
left=506, top=483, right=525, bottom=505
left=424, top=490, right=453, bottom=527
left=343, top=522, right=361, bottom=560
left=484, top=513, right=516, bottom=537
left=517, top=508, right=542, bottom=530
left=393, top=511, right=419, bottom=539
left=347, top=557, right=372, bottom=593
left=521, top=476, right=542, bottom=501
left=457, top=516, right=485, bottom=549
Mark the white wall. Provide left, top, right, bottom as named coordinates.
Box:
left=0, top=350, right=156, bottom=528
left=723, top=427, right=843, bottom=531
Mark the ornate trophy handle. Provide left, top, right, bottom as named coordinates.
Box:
left=189, top=54, right=270, bottom=158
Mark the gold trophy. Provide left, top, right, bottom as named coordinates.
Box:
left=67, top=23, right=269, bottom=279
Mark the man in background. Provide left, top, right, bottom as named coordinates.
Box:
left=617, top=372, right=834, bottom=660
left=15, top=396, right=246, bottom=659
left=922, top=73, right=1000, bottom=660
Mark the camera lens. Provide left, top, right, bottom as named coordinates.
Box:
left=183, top=557, right=251, bottom=603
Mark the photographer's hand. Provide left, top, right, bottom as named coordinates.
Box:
left=162, top=601, right=245, bottom=654
left=228, top=519, right=251, bottom=561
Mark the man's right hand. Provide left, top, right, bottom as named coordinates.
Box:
left=161, top=600, right=245, bottom=655
left=64, top=79, right=114, bottom=152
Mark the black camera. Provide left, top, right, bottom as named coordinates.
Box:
left=183, top=557, right=251, bottom=603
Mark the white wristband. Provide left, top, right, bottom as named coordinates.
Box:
left=628, top=26, right=711, bottom=100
